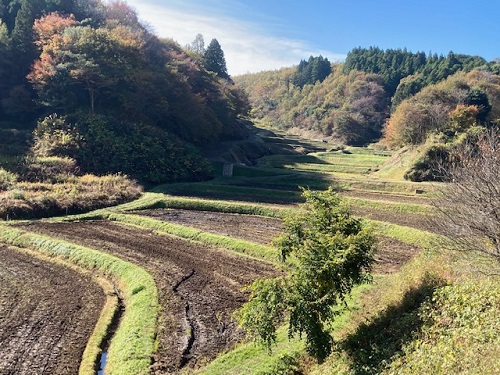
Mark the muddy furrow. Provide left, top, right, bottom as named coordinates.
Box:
left=0, top=245, right=105, bottom=375
left=172, top=269, right=196, bottom=367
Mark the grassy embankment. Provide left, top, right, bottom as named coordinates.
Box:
left=0, top=163, right=142, bottom=220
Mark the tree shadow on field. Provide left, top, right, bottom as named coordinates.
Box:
left=340, top=273, right=445, bottom=375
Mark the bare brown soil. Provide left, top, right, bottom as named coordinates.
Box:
left=135, top=209, right=419, bottom=274
left=17, top=221, right=278, bottom=374
left=352, top=207, right=441, bottom=234
left=373, top=236, right=420, bottom=274
left=0, top=245, right=104, bottom=375
left=134, top=209, right=284, bottom=245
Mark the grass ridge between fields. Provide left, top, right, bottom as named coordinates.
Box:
left=0, top=225, right=158, bottom=375
left=102, top=211, right=279, bottom=262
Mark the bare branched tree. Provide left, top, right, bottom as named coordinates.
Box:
left=434, top=128, right=500, bottom=270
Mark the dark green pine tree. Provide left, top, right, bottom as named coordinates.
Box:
left=204, top=38, right=229, bottom=79
left=466, top=88, right=492, bottom=122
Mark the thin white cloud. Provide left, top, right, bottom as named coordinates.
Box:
left=125, top=0, right=345, bottom=75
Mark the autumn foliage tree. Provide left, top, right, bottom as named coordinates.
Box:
left=16, top=1, right=250, bottom=184
left=383, top=71, right=500, bottom=148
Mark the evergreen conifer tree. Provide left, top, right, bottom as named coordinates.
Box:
left=204, top=38, right=229, bottom=79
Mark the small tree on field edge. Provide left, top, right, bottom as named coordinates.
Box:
left=235, top=187, right=375, bottom=362
left=434, top=127, right=500, bottom=273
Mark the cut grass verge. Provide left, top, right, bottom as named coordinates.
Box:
left=0, top=225, right=158, bottom=375
left=367, top=219, right=442, bottom=249
left=195, top=325, right=305, bottom=375
left=346, top=197, right=433, bottom=215
left=80, top=275, right=119, bottom=375
left=113, top=193, right=292, bottom=218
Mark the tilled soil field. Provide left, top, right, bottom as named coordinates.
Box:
left=134, top=209, right=284, bottom=245
left=352, top=207, right=441, bottom=234
left=17, top=221, right=278, bottom=374
left=0, top=245, right=104, bottom=375
left=135, top=209, right=419, bottom=274
left=373, top=236, right=419, bottom=274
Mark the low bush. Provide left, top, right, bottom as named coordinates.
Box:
left=0, top=168, right=18, bottom=191
left=388, top=278, right=500, bottom=374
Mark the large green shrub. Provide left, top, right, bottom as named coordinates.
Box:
left=236, top=188, right=375, bottom=362
left=31, top=113, right=214, bottom=184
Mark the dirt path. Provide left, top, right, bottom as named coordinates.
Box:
left=134, top=209, right=284, bottom=245
left=0, top=245, right=105, bottom=375
left=18, top=221, right=278, bottom=374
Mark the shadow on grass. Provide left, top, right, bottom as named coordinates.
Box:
left=340, top=273, right=445, bottom=375
left=152, top=166, right=343, bottom=205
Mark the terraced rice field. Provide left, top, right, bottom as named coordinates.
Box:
left=0, top=138, right=440, bottom=373
left=16, top=220, right=278, bottom=373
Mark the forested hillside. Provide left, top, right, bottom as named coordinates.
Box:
left=0, top=0, right=249, bottom=184
left=235, top=48, right=500, bottom=179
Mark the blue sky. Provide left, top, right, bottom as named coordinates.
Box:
left=126, top=0, right=499, bottom=76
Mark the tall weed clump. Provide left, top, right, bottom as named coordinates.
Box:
left=0, top=168, right=18, bottom=191
left=0, top=172, right=142, bottom=220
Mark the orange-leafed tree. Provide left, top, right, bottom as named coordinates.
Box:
left=28, top=12, right=143, bottom=113
left=32, top=12, right=77, bottom=47
left=448, top=104, right=479, bottom=133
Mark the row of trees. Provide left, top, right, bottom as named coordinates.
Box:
left=343, top=47, right=497, bottom=98
left=236, top=48, right=499, bottom=148
left=293, top=55, right=331, bottom=88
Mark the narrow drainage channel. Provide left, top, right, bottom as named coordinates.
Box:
left=96, top=290, right=125, bottom=375
left=97, top=352, right=107, bottom=375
